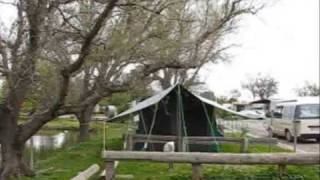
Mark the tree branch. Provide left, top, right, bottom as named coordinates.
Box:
left=19, top=0, right=119, bottom=142
left=143, top=62, right=197, bottom=77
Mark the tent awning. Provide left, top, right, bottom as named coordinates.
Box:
left=108, top=85, right=176, bottom=121
left=192, top=93, right=251, bottom=118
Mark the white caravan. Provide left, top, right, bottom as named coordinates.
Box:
left=268, top=97, right=320, bottom=142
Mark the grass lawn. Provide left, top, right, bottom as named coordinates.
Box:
left=21, top=122, right=126, bottom=180
left=20, top=120, right=319, bottom=180
left=19, top=117, right=91, bottom=130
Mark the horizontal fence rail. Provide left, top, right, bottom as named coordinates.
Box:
left=103, top=151, right=320, bottom=180
left=128, top=134, right=277, bottom=144
left=104, top=151, right=319, bottom=165
left=125, top=134, right=278, bottom=152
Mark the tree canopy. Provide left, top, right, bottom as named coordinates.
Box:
left=241, top=73, right=279, bottom=100
left=295, top=81, right=320, bottom=97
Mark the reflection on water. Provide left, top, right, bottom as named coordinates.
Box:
left=24, top=130, right=78, bottom=167
left=0, top=130, right=79, bottom=169
left=26, top=130, right=73, bottom=151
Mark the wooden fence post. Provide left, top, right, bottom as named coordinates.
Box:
left=192, top=163, right=202, bottom=180
left=105, top=161, right=115, bottom=180
left=278, top=164, right=287, bottom=178
left=127, top=134, right=133, bottom=150
left=168, top=162, right=174, bottom=173
left=240, top=138, right=249, bottom=153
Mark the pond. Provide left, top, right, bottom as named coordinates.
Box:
left=24, top=130, right=79, bottom=168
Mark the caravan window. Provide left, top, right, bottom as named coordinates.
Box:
left=295, top=104, right=320, bottom=119
left=273, top=106, right=283, bottom=118
left=282, top=105, right=295, bottom=120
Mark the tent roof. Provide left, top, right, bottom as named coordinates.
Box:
left=108, top=84, right=252, bottom=121
left=249, top=99, right=271, bottom=105
left=109, top=85, right=176, bottom=120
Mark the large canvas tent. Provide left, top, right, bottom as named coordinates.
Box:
left=109, top=84, right=250, bottom=152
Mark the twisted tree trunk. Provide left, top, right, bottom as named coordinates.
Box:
left=0, top=140, right=34, bottom=179
left=77, top=105, right=95, bottom=142
left=0, top=108, right=34, bottom=179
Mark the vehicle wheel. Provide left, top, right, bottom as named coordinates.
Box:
left=285, top=130, right=293, bottom=142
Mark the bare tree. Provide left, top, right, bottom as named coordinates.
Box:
left=64, top=0, right=263, bottom=140
left=0, top=0, right=119, bottom=178
left=295, top=81, right=320, bottom=96
left=152, top=0, right=263, bottom=89
left=55, top=0, right=200, bottom=140
left=0, top=0, right=263, bottom=178
left=229, top=89, right=241, bottom=102
left=241, top=73, right=279, bottom=100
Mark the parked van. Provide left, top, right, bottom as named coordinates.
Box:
left=268, top=97, right=320, bottom=142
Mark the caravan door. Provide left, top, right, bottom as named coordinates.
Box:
left=271, top=105, right=284, bottom=135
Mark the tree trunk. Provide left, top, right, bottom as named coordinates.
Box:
left=77, top=105, right=95, bottom=142
left=0, top=104, right=34, bottom=180
left=0, top=139, right=34, bottom=180
left=79, top=123, right=90, bottom=142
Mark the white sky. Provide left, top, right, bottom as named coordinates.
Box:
left=0, top=0, right=319, bottom=101
left=200, top=0, right=319, bottom=101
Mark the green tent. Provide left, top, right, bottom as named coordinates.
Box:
left=109, top=84, right=250, bottom=152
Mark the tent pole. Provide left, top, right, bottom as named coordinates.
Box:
left=139, top=111, right=148, bottom=151
left=144, top=103, right=159, bottom=151
left=103, top=119, right=106, bottom=150
left=201, top=102, right=220, bottom=152
left=101, top=119, right=107, bottom=158
left=139, top=111, right=148, bottom=135
left=178, top=86, right=189, bottom=152
left=176, top=86, right=183, bottom=152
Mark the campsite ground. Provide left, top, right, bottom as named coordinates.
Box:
left=224, top=119, right=320, bottom=153
left=20, top=118, right=319, bottom=180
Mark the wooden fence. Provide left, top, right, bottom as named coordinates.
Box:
left=103, top=151, right=320, bottom=180
left=125, top=134, right=278, bottom=153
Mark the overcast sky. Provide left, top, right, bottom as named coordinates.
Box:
left=200, top=0, right=319, bottom=101
left=0, top=0, right=319, bottom=101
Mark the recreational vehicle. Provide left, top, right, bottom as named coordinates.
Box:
left=268, top=97, right=320, bottom=142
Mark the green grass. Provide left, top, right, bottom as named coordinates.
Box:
left=19, top=117, right=78, bottom=129
left=220, top=143, right=292, bottom=153
left=115, top=163, right=320, bottom=180
left=21, top=122, right=126, bottom=180
left=42, top=118, right=80, bottom=130
left=19, top=117, right=103, bottom=131
left=19, top=120, right=319, bottom=180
